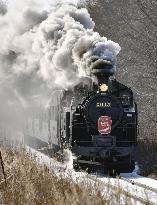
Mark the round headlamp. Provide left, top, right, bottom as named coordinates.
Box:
left=100, top=84, right=108, bottom=92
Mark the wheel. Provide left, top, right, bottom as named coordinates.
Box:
left=107, top=168, right=118, bottom=177
left=73, top=160, right=93, bottom=173
left=116, top=161, right=135, bottom=173
left=73, top=160, right=81, bottom=172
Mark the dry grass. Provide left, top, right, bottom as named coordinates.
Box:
left=136, top=139, right=157, bottom=178
left=1, top=144, right=156, bottom=205
left=0, top=146, right=107, bottom=205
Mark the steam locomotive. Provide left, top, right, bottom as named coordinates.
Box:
left=24, top=60, right=138, bottom=174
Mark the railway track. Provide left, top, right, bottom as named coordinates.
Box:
left=119, top=176, right=157, bottom=195
left=103, top=180, right=156, bottom=205
left=117, top=176, right=157, bottom=205
left=88, top=173, right=157, bottom=205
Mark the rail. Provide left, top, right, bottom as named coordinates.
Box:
left=119, top=176, right=157, bottom=195
left=87, top=174, right=157, bottom=205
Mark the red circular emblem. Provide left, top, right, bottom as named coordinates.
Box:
left=98, top=116, right=112, bottom=135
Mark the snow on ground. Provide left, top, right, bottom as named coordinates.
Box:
left=26, top=146, right=157, bottom=205
left=97, top=175, right=157, bottom=205
left=1, top=129, right=157, bottom=204
left=121, top=172, right=157, bottom=190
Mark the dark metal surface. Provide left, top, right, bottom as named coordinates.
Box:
left=70, top=79, right=137, bottom=173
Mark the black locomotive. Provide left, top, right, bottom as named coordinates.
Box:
left=24, top=59, right=138, bottom=174
left=61, top=60, right=138, bottom=174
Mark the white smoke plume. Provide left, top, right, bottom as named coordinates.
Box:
left=0, top=0, right=121, bottom=127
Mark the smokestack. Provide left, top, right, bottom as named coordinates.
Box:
left=91, top=58, right=115, bottom=86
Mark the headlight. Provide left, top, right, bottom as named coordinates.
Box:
left=100, top=84, right=108, bottom=92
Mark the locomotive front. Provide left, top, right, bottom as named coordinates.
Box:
left=69, top=60, right=138, bottom=173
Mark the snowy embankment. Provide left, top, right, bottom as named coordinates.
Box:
left=26, top=146, right=157, bottom=205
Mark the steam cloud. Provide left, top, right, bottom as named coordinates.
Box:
left=0, top=0, right=121, bottom=126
